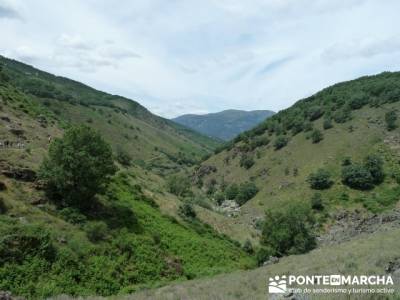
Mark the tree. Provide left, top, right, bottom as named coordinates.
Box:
left=363, top=154, right=384, bottom=184
left=307, top=168, right=333, bottom=190
left=39, top=126, right=117, bottom=209
left=341, top=164, right=374, bottom=190
left=274, top=136, right=289, bottom=150
left=225, top=183, right=239, bottom=200
left=341, top=154, right=384, bottom=190
left=240, top=154, right=255, bottom=169
left=261, top=203, right=316, bottom=256
left=116, top=147, right=132, bottom=166
left=236, top=182, right=259, bottom=206
left=311, top=129, right=323, bottom=143
left=385, top=110, right=397, bottom=131
left=166, top=175, right=191, bottom=197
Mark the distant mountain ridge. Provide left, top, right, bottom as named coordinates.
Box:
left=172, top=109, right=275, bottom=140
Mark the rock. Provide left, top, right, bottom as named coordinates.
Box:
left=0, top=291, right=12, bottom=300
left=0, top=116, right=10, bottom=122
left=2, top=168, right=36, bottom=182
left=57, top=236, right=67, bottom=244
left=30, top=197, right=46, bottom=205
left=263, top=256, right=279, bottom=266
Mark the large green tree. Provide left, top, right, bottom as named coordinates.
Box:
left=39, top=125, right=117, bottom=209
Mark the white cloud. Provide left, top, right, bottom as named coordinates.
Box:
left=0, top=0, right=399, bottom=117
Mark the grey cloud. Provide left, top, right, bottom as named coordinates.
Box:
left=322, top=36, right=400, bottom=61
left=0, top=3, right=20, bottom=19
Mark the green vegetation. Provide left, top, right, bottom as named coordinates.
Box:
left=273, top=135, right=289, bottom=150
left=261, top=203, right=316, bottom=256
left=39, top=126, right=117, bottom=209
left=385, top=110, right=397, bottom=131
left=341, top=154, right=384, bottom=190
left=310, top=128, right=323, bottom=143
left=166, top=175, right=192, bottom=197
left=307, top=168, right=333, bottom=190
left=222, top=182, right=258, bottom=206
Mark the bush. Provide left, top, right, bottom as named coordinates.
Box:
left=225, top=184, right=239, bottom=200
left=178, top=202, right=196, bottom=219
left=261, top=202, right=316, bottom=256
left=274, top=136, right=289, bottom=150
left=323, top=119, right=333, bottom=130
left=311, top=193, right=324, bottom=211
left=311, top=129, right=323, bottom=143
left=214, top=192, right=225, bottom=205
left=307, top=106, right=324, bottom=121
left=235, top=182, right=259, bottom=206
left=0, top=197, right=7, bottom=214
left=39, top=126, right=117, bottom=209
left=166, top=175, right=191, bottom=197
left=341, top=154, right=384, bottom=190
left=256, top=246, right=274, bottom=266
left=116, top=147, right=132, bottom=166
left=242, top=239, right=254, bottom=254
left=385, top=110, right=397, bottom=131
left=307, top=168, right=333, bottom=190
left=59, top=207, right=87, bottom=224
left=348, top=93, right=367, bottom=109
left=84, top=221, right=108, bottom=242
left=342, top=164, right=374, bottom=190
left=240, top=154, right=255, bottom=169
left=0, top=222, right=55, bottom=264
left=364, top=154, right=384, bottom=184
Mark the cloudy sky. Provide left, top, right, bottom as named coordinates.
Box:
left=1, top=0, right=400, bottom=118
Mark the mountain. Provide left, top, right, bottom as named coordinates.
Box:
left=172, top=109, right=275, bottom=141
left=0, top=56, right=254, bottom=299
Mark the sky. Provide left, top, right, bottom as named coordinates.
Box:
left=1, top=0, right=400, bottom=118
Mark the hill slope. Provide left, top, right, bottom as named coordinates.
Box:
left=172, top=109, right=274, bottom=141
left=195, top=71, right=400, bottom=239
left=0, top=56, right=255, bottom=299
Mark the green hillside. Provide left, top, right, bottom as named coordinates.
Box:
left=172, top=109, right=275, bottom=141
left=196, top=71, right=400, bottom=240
left=0, top=56, right=254, bottom=299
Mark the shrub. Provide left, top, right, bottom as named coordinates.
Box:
left=311, top=193, right=324, bottom=211
left=236, top=182, right=259, bottom=206
left=307, top=106, right=324, bottom=121
left=0, top=197, right=6, bottom=214
left=307, top=168, right=333, bottom=190
left=348, top=93, right=367, bottom=109
left=341, top=154, right=384, bottom=190
left=84, top=221, right=108, bottom=242
left=166, top=175, right=191, bottom=197
left=214, top=192, right=225, bottom=205
left=342, top=164, right=374, bottom=190
left=323, top=119, right=333, bottom=130
left=59, top=207, right=87, bottom=224
left=240, top=154, right=255, bottom=169
left=256, top=246, right=274, bottom=266
left=261, top=202, right=316, bottom=256
left=274, top=136, right=289, bottom=150
left=39, top=126, right=117, bottom=209
left=116, top=147, right=132, bottom=166
left=225, top=184, right=239, bottom=200
left=364, top=154, right=384, bottom=184
left=311, top=129, right=323, bottom=143
left=385, top=110, right=397, bottom=131
left=178, top=202, right=196, bottom=219
left=242, top=239, right=254, bottom=254
left=0, top=222, right=55, bottom=264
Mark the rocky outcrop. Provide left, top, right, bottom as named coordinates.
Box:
left=0, top=291, right=25, bottom=300
left=319, top=209, right=400, bottom=246
left=0, top=161, right=36, bottom=182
